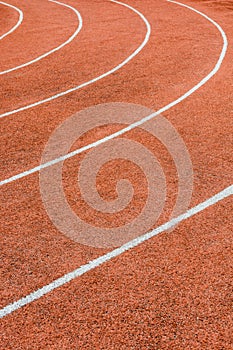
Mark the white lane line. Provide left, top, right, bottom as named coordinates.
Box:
left=0, top=0, right=228, bottom=187
left=0, top=1, right=23, bottom=40
left=0, top=0, right=151, bottom=118
left=0, top=0, right=82, bottom=75
left=0, top=185, right=232, bottom=319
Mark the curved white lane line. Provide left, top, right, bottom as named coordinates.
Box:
left=0, top=0, right=228, bottom=187
left=0, top=1, right=231, bottom=319
left=0, top=0, right=83, bottom=75
left=0, top=1, right=23, bottom=40
left=0, top=0, right=151, bottom=118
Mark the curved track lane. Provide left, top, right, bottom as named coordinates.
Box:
left=0, top=0, right=151, bottom=118
left=0, top=0, right=232, bottom=348
left=0, top=0, right=228, bottom=186
left=0, top=0, right=82, bottom=75
left=0, top=1, right=23, bottom=40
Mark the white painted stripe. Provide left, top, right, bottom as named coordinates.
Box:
left=0, top=0, right=151, bottom=118
left=0, top=185, right=232, bottom=319
left=0, top=1, right=23, bottom=40
left=0, top=0, right=228, bottom=187
left=0, top=0, right=82, bottom=75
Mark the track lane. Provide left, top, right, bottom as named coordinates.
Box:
left=0, top=1, right=23, bottom=40
left=0, top=1, right=232, bottom=307
left=0, top=1, right=232, bottom=348
left=0, top=0, right=151, bottom=181
left=0, top=0, right=151, bottom=118
left=0, top=0, right=83, bottom=75
left=0, top=185, right=232, bottom=318
left=1, top=194, right=232, bottom=348
left=0, top=0, right=153, bottom=308
left=0, top=0, right=228, bottom=181
left=0, top=0, right=79, bottom=72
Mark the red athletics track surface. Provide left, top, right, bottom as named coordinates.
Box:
left=0, top=0, right=232, bottom=348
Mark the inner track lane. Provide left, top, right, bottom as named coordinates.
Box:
left=0, top=1, right=23, bottom=40
left=0, top=0, right=82, bottom=75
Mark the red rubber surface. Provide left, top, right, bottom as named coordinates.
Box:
left=1, top=0, right=232, bottom=348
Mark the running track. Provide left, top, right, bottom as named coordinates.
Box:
left=0, top=0, right=232, bottom=348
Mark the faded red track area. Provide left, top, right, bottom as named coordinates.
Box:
left=0, top=0, right=232, bottom=348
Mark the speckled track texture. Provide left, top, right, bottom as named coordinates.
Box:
left=0, top=0, right=232, bottom=349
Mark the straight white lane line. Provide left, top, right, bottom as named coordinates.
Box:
left=0, top=1, right=23, bottom=40
left=0, top=185, right=232, bottom=319
left=0, top=0, right=228, bottom=187
left=0, top=0, right=82, bottom=75
left=0, top=0, right=151, bottom=118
